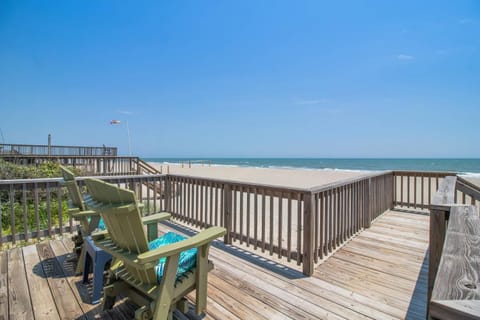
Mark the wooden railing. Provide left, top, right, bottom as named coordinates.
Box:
left=0, top=143, right=117, bottom=156
left=428, top=176, right=480, bottom=319
left=0, top=174, right=167, bottom=245
left=393, top=171, right=455, bottom=210
left=455, top=176, right=480, bottom=209
left=393, top=171, right=480, bottom=211
left=165, top=171, right=394, bottom=275
left=8, top=169, right=476, bottom=276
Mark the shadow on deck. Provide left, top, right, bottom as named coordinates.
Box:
left=0, top=209, right=428, bottom=320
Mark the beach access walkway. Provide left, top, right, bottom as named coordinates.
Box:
left=0, top=209, right=427, bottom=320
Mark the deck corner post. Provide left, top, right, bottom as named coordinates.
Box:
left=302, top=192, right=315, bottom=276
left=223, top=184, right=233, bottom=244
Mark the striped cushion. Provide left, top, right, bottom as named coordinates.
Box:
left=149, top=232, right=197, bottom=283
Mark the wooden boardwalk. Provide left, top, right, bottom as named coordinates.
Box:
left=0, top=210, right=428, bottom=320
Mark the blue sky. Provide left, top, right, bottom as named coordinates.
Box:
left=0, top=1, right=479, bottom=157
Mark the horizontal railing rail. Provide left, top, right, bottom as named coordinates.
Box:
left=0, top=143, right=117, bottom=156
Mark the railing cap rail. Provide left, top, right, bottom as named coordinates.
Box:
left=393, top=170, right=458, bottom=176
left=167, top=173, right=310, bottom=193
left=308, top=170, right=393, bottom=193
left=0, top=173, right=166, bottom=185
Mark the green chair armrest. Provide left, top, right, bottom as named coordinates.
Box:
left=141, top=212, right=171, bottom=225
left=72, top=210, right=100, bottom=218
left=137, top=226, right=226, bottom=265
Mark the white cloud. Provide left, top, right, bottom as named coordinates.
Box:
left=397, top=54, right=414, bottom=61
left=118, top=110, right=133, bottom=115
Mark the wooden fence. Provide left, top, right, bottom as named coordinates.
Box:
left=0, top=143, right=117, bottom=157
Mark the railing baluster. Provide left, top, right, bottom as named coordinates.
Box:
left=296, top=192, right=302, bottom=266
left=246, top=187, right=250, bottom=247
left=22, top=184, right=28, bottom=242
left=269, top=193, right=274, bottom=256
left=254, top=187, right=258, bottom=250
left=34, top=183, right=40, bottom=240
left=261, top=189, right=266, bottom=253
left=57, top=183, right=63, bottom=235
left=287, top=193, right=292, bottom=261
left=9, top=185, right=16, bottom=244
left=239, top=186, right=244, bottom=245
left=314, top=193, right=319, bottom=263
left=278, top=194, right=283, bottom=259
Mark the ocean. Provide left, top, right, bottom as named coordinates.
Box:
left=143, top=158, right=480, bottom=177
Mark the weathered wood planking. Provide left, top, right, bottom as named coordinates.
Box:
left=1, top=209, right=429, bottom=320
left=430, top=205, right=480, bottom=320
left=7, top=248, right=34, bottom=320
left=0, top=251, right=8, bottom=320
left=36, top=242, right=85, bottom=319
left=22, top=245, right=61, bottom=320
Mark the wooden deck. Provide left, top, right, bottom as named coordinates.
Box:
left=0, top=209, right=428, bottom=320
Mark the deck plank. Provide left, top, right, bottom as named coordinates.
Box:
left=7, top=247, right=34, bottom=320
left=0, top=251, right=8, bottom=320
left=36, top=241, right=85, bottom=320
left=22, top=244, right=61, bottom=320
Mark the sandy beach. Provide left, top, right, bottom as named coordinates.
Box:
left=149, top=162, right=369, bottom=189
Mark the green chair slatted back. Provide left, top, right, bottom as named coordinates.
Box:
left=61, top=166, right=86, bottom=211
left=84, top=178, right=156, bottom=283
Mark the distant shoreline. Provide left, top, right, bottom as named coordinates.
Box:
left=144, top=158, right=480, bottom=176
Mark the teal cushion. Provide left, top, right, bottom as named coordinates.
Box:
left=87, top=217, right=106, bottom=231
left=149, top=232, right=197, bottom=283
left=97, top=218, right=106, bottom=231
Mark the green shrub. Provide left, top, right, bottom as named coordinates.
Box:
left=0, top=160, right=81, bottom=237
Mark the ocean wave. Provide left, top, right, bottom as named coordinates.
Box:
left=458, top=172, right=480, bottom=178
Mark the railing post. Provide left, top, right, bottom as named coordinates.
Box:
left=303, top=192, right=315, bottom=276
left=47, top=134, right=51, bottom=156
left=428, top=207, right=448, bottom=305
left=427, top=175, right=456, bottom=316
left=223, top=184, right=233, bottom=244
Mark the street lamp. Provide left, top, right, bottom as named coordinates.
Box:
left=110, top=120, right=132, bottom=156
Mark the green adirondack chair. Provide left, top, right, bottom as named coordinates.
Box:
left=84, top=178, right=226, bottom=320
left=60, top=166, right=103, bottom=274
left=60, top=166, right=171, bottom=274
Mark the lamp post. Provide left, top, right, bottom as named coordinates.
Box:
left=110, top=120, right=132, bottom=156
